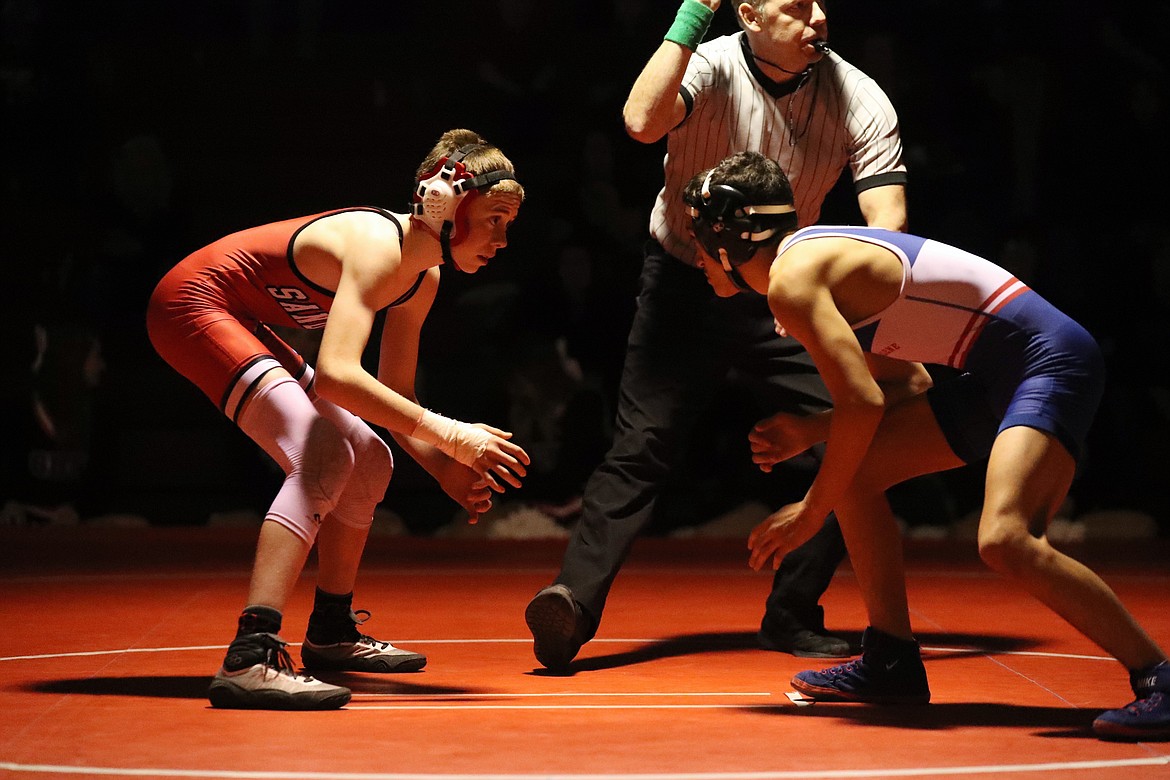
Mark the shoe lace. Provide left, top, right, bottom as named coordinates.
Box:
left=819, top=657, right=866, bottom=680
left=349, top=609, right=386, bottom=647
left=256, top=633, right=314, bottom=681
left=1121, top=691, right=1166, bottom=715
left=329, top=608, right=389, bottom=649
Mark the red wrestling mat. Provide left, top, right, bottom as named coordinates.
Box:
left=2, top=526, right=1168, bottom=779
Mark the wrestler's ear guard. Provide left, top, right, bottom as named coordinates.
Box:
left=411, top=144, right=515, bottom=246
left=684, top=171, right=797, bottom=269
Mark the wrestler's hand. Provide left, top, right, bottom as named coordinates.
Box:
left=436, top=462, right=495, bottom=524
left=465, top=422, right=531, bottom=492
left=747, top=501, right=823, bottom=571
left=412, top=411, right=531, bottom=491
left=749, top=411, right=817, bottom=472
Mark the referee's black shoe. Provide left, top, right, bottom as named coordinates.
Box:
left=525, top=584, right=591, bottom=673
left=758, top=612, right=852, bottom=658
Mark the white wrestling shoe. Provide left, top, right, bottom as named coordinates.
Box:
left=209, top=632, right=351, bottom=710
left=301, top=633, right=427, bottom=673
left=304, top=608, right=428, bottom=673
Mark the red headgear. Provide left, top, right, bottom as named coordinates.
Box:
left=411, top=144, right=515, bottom=250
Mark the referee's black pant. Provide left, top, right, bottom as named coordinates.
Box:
left=554, top=242, right=848, bottom=637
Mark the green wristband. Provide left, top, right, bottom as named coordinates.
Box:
left=664, top=0, right=714, bottom=52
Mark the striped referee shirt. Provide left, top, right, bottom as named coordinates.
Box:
left=650, top=32, right=907, bottom=267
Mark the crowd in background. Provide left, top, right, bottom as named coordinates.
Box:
left=3, top=0, right=1168, bottom=535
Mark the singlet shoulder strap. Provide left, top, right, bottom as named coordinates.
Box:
left=388, top=270, right=427, bottom=308
left=369, top=209, right=425, bottom=308
left=360, top=209, right=425, bottom=308
left=376, top=209, right=404, bottom=246
left=323, top=208, right=421, bottom=308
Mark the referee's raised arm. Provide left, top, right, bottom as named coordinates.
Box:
left=623, top=0, right=718, bottom=143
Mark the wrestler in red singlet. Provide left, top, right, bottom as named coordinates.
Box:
left=145, top=130, right=530, bottom=712
left=147, top=207, right=423, bottom=421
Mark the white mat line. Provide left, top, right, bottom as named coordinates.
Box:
left=2, top=756, right=1167, bottom=778
left=2, top=645, right=231, bottom=661
left=0, top=639, right=644, bottom=662
left=922, top=646, right=1112, bottom=661
left=1, top=642, right=1113, bottom=663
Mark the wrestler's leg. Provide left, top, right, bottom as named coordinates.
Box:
left=235, top=371, right=356, bottom=610
left=833, top=393, right=964, bottom=639
left=978, top=426, right=1164, bottom=670
left=790, top=394, right=960, bottom=705
left=289, top=373, right=424, bottom=671
left=309, top=387, right=393, bottom=595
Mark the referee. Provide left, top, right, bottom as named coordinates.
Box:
left=525, top=0, right=909, bottom=671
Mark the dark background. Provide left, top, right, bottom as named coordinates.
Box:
left=3, top=0, right=1168, bottom=534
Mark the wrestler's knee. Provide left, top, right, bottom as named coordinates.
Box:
left=302, top=417, right=358, bottom=507
left=977, top=513, right=1048, bottom=576
left=334, top=429, right=393, bottom=527
left=353, top=425, right=394, bottom=487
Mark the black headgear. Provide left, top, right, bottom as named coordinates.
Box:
left=685, top=171, right=798, bottom=273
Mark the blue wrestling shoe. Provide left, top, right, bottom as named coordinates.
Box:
left=1093, top=660, right=1170, bottom=741
left=790, top=626, right=930, bottom=705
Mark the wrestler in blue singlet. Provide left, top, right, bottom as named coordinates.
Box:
left=781, top=226, right=1105, bottom=463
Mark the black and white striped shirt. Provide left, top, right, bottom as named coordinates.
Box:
left=650, top=32, right=906, bottom=266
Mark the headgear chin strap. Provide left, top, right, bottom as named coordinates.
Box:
left=685, top=171, right=797, bottom=291
left=411, top=143, right=516, bottom=266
